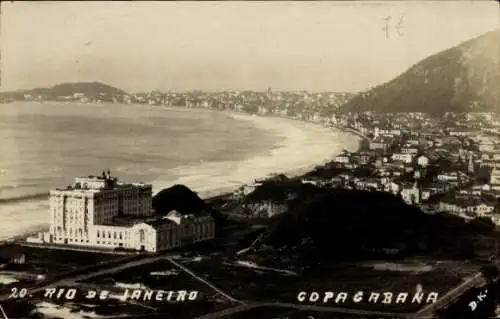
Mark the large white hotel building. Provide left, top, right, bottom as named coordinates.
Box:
left=29, top=171, right=215, bottom=252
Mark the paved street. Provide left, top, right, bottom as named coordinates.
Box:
left=194, top=302, right=415, bottom=319
left=416, top=272, right=483, bottom=317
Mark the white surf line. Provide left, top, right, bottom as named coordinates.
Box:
left=166, top=257, right=242, bottom=304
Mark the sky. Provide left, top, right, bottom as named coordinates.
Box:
left=1, top=1, right=499, bottom=93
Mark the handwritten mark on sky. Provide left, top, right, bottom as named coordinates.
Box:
left=381, top=15, right=405, bottom=39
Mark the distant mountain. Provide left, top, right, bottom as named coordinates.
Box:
left=0, top=82, right=128, bottom=101
left=341, top=29, right=500, bottom=115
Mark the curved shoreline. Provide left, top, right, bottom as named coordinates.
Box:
left=149, top=106, right=362, bottom=198
left=0, top=103, right=362, bottom=241
left=161, top=104, right=366, bottom=168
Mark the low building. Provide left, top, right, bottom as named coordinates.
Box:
left=353, top=178, right=380, bottom=191
left=490, top=167, right=500, bottom=191
left=129, top=211, right=215, bottom=252
left=91, top=210, right=215, bottom=252
left=400, top=182, right=421, bottom=205
left=351, top=151, right=376, bottom=165
left=449, top=129, right=476, bottom=137
left=417, top=155, right=430, bottom=167
left=334, top=153, right=350, bottom=164
left=369, top=139, right=390, bottom=151
left=244, top=200, right=287, bottom=218
left=438, top=197, right=496, bottom=217
left=391, top=153, right=414, bottom=164
left=401, top=147, right=419, bottom=155
left=437, top=172, right=459, bottom=182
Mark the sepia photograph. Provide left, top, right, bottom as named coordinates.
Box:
left=0, top=1, right=499, bottom=318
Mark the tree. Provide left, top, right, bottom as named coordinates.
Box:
left=468, top=217, right=496, bottom=233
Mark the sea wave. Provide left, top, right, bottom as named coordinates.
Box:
left=152, top=115, right=360, bottom=197
left=0, top=192, right=48, bottom=204
left=0, top=110, right=360, bottom=240
left=0, top=183, right=42, bottom=191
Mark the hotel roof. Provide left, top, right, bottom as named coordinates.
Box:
left=144, top=218, right=176, bottom=228
left=51, top=173, right=151, bottom=192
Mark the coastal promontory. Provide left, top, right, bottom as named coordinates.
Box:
left=0, top=82, right=128, bottom=102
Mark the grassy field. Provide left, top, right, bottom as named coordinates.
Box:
left=0, top=244, right=127, bottom=293
left=177, top=255, right=482, bottom=313
left=0, top=299, right=40, bottom=319
left=3, top=281, right=239, bottom=319
left=209, top=306, right=399, bottom=319
left=79, top=259, right=232, bottom=303
left=0, top=295, right=154, bottom=319
left=0, top=254, right=480, bottom=317
left=0, top=244, right=123, bottom=273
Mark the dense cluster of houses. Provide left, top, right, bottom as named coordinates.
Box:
left=326, top=112, right=500, bottom=222
left=234, top=111, right=500, bottom=223
left=9, top=88, right=355, bottom=121
left=11, top=89, right=500, bottom=223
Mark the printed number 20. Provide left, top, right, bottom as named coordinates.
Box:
left=10, top=288, right=28, bottom=299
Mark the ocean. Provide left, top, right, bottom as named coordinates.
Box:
left=0, top=102, right=360, bottom=240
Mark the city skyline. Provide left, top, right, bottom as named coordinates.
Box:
left=1, top=1, right=499, bottom=93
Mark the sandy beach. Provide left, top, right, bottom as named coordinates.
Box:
left=150, top=109, right=361, bottom=197
left=0, top=106, right=361, bottom=241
